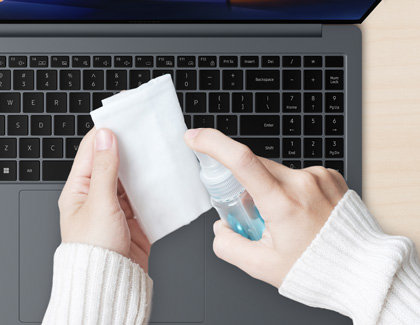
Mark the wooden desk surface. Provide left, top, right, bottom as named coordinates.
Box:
left=360, top=0, right=420, bottom=257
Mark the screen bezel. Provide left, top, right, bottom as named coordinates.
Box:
left=0, top=0, right=381, bottom=24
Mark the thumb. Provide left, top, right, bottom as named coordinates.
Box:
left=89, top=128, right=119, bottom=202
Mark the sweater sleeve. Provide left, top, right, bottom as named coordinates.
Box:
left=279, top=190, right=420, bottom=325
left=42, top=243, right=153, bottom=325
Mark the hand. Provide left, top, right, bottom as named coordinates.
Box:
left=185, top=128, right=348, bottom=288
left=58, top=128, right=151, bottom=272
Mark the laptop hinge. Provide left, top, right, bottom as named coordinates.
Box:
left=0, top=24, right=322, bottom=38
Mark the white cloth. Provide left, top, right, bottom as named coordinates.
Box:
left=91, top=74, right=212, bottom=243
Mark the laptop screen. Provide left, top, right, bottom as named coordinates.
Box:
left=0, top=0, right=380, bottom=23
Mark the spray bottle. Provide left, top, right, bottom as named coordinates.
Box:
left=195, top=152, right=265, bottom=241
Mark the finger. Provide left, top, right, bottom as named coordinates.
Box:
left=127, top=218, right=151, bottom=254
left=185, top=128, right=280, bottom=203
left=118, top=192, right=134, bottom=219
left=117, top=179, right=125, bottom=196
left=212, top=220, right=265, bottom=272
left=88, top=128, right=120, bottom=202
left=257, top=156, right=295, bottom=181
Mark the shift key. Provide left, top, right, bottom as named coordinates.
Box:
left=234, top=138, right=280, bottom=158
left=240, top=115, right=280, bottom=135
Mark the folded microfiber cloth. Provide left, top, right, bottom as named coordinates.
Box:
left=91, top=74, right=212, bottom=244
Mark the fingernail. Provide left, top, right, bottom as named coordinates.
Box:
left=185, top=128, right=201, bottom=139
left=96, top=129, right=113, bottom=151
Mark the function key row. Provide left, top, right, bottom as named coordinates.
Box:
left=0, top=55, right=344, bottom=69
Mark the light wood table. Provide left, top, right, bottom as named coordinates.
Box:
left=360, top=0, right=420, bottom=258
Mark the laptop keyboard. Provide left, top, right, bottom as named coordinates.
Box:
left=0, top=54, right=345, bottom=182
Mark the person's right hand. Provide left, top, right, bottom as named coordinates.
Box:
left=185, top=128, right=348, bottom=288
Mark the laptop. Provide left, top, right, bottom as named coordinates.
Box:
left=0, top=0, right=380, bottom=324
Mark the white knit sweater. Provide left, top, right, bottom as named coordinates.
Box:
left=43, top=190, right=420, bottom=324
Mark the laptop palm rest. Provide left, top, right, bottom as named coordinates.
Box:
left=19, top=189, right=205, bottom=323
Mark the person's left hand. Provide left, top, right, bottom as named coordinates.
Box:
left=58, top=128, right=150, bottom=272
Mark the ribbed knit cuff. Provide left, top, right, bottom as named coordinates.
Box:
left=279, top=190, right=420, bottom=325
left=42, top=243, right=153, bottom=325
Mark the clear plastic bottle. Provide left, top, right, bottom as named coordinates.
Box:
left=195, top=152, right=265, bottom=241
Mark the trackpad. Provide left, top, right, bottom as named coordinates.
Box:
left=19, top=190, right=61, bottom=323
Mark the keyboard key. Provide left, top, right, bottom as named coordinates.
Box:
left=9, top=56, right=27, bottom=68
left=200, top=70, right=220, bottom=90
left=219, top=56, right=238, bottom=68
left=0, top=138, right=17, bottom=158
left=43, top=161, right=73, bottom=181
left=209, top=93, right=229, bottom=113
left=54, top=115, right=75, bottom=136
left=46, top=93, right=67, bottom=113
left=325, top=115, right=344, bottom=135
left=304, top=56, right=322, bottom=67
left=282, top=138, right=301, bottom=158
left=177, top=56, right=196, bottom=68
left=304, top=138, right=322, bottom=158
left=325, top=160, right=344, bottom=176
left=19, top=138, right=40, bottom=159
left=135, top=56, right=153, bottom=67
left=186, top=93, right=206, bottom=113
left=325, top=138, right=344, bottom=158
left=282, top=161, right=301, bottom=169
left=66, top=138, right=82, bottom=158
left=176, top=70, right=197, bottom=91
left=23, top=93, right=44, bottom=113
left=255, top=93, right=280, bottom=113
left=0, top=56, right=6, bottom=67
left=0, top=70, right=11, bottom=90
left=223, top=70, right=243, bottom=90
left=325, top=93, right=344, bottom=113
left=70, top=93, right=90, bottom=113
left=304, top=115, right=323, bottom=135
left=304, top=70, right=322, bottom=90
left=115, top=56, right=133, bottom=68
left=282, top=93, right=301, bottom=112
left=0, top=93, right=20, bottom=112
left=246, top=70, right=279, bottom=90
left=217, top=115, right=237, bottom=135
left=282, top=70, right=301, bottom=90
left=30, top=56, right=48, bottom=68
left=232, top=93, right=252, bottom=113
left=153, top=70, right=174, bottom=79
left=262, top=56, right=280, bottom=67
left=184, top=115, right=192, bottom=129
left=193, top=115, right=214, bottom=128
left=31, top=115, right=52, bottom=136
left=326, top=56, right=344, bottom=68
left=240, top=115, right=279, bottom=136
left=304, top=93, right=322, bottom=113
left=157, top=56, right=175, bottom=68
left=304, top=161, right=322, bottom=168
left=0, top=161, right=16, bottom=181
left=93, top=56, right=112, bottom=68
left=325, top=70, right=344, bottom=90
left=198, top=56, right=217, bottom=68
left=60, top=70, right=81, bottom=90
left=77, top=115, right=94, bottom=135
left=283, top=115, right=301, bottom=135
left=51, top=56, right=70, bottom=68
left=8, top=115, right=28, bottom=135
left=234, top=138, right=280, bottom=158
left=93, top=92, right=113, bottom=110
left=72, top=56, right=90, bottom=68
left=13, top=70, right=34, bottom=90
left=283, top=56, right=301, bottom=67
left=0, top=116, right=4, bottom=135
left=43, top=138, right=63, bottom=158
left=20, top=161, right=40, bottom=181
left=83, top=70, right=104, bottom=90
left=129, top=70, right=151, bottom=89
left=37, top=70, right=57, bottom=90
left=106, top=70, right=127, bottom=90
left=241, top=56, right=259, bottom=67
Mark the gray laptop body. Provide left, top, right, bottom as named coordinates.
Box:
left=0, top=21, right=364, bottom=324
